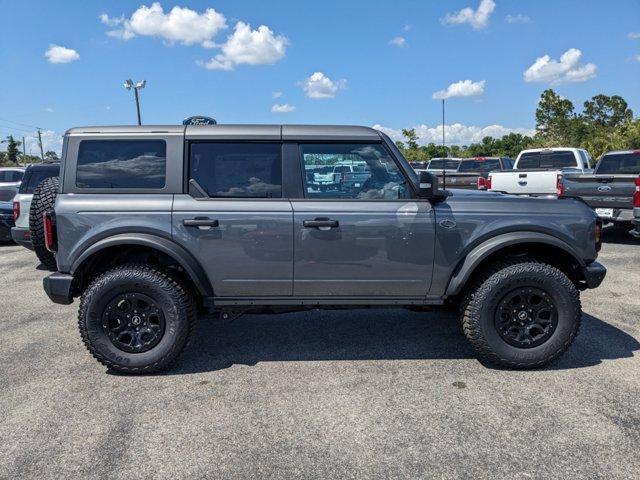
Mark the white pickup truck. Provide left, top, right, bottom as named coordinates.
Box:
left=487, top=148, right=593, bottom=196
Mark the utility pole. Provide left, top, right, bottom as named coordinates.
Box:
left=22, top=136, right=26, bottom=166
left=37, top=129, right=44, bottom=161
left=442, top=99, right=445, bottom=153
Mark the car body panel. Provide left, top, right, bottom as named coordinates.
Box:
left=291, top=199, right=435, bottom=297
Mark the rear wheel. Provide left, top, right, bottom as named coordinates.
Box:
left=461, top=260, right=581, bottom=368
left=78, top=265, right=196, bottom=374
left=29, top=176, right=59, bottom=270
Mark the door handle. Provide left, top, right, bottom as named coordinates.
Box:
left=303, top=218, right=339, bottom=229
left=183, top=218, right=219, bottom=227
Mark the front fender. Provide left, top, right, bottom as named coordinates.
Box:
left=444, top=231, right=585, bottom=296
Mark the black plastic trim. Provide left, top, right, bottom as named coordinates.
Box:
left=582, top=261, right=606, bottom=289
left=43, top=272, right=74, bottom=305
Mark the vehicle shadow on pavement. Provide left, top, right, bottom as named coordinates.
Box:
left=161, top=310, right=638, bottom=375
left=602, top=225, right=638, bottom=245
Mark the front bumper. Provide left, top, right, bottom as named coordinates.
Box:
left=582, top=261, right=607, bottom=289
left=10, top=226, right=33, bottom=250
left=43, top=272, right=74, bottom=305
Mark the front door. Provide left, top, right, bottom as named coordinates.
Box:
left=293, top=142, right=435, bottom=297
left=173, top=142, right=293, bottom=297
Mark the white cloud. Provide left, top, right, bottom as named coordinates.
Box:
left=432, top=79, right=485, bottom=100
left=442, top=0, right=496, bottom=30
left=506, top=14, right=530, bottom=24
left=633, top=54, right=640, bottom=62
left=100, top=3, right=227, bottom=47
left=45, top=44, right=79, bottom=64
left=628, top=32, right=640, bottom=39
left=373, top=123, right=535, bottom=146
left=403, top=24, right=412, bottom=32
left=389, top=36, right=407, bottom=47
left=272, top=91, right=283, bottom=99
left=198, top=22, right=288, bottom=70
left=271, top=103, right=296, bottom=113
left=24, top=130, right=63, bottom=155
left=524, top=48, right=597, bottom=84
left=44, top=107, right=54, bottom=113
left=300, top=72, right=347, bottom=99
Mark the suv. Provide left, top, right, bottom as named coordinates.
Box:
left=11, top=162, right=60, bottom=250
left=43, top=125, right=606, bottom=373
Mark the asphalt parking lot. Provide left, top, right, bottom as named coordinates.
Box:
left=1, top=226, right=638, bottom=479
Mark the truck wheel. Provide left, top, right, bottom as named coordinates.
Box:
left=29, top=176, right=59, bottom=271
left=78, top=265, right=196, bottom=374
left=461, top=260, right=581, bottom=369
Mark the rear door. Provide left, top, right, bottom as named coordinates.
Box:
left=172, top=141, right=294, bottom=297
left=292, top=142, right=435, bottom=297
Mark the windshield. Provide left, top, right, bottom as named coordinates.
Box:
left=458, top=159, right=501, bottom=173
left=427, top=159, right=460, bottom=170
left=595, top=152, right=640, bottom=175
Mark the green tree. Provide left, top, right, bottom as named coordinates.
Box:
left=535, top=89, right=575, bottom=137
left=583, top=94, right=633, bottom=128
left=3, top=136, right=21, bottom=165
left=44, top=150, right=59, bottom=162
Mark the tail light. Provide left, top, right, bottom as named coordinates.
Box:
left=634, top=176, right=640, bottom=208
left=43, top=210, right=57, bottom=252
left=485, top=175, right=492, bottom=190
left=557, top=174, right=564, bottom=197
left=13, top=201, right=20, bottom=221
left=477, top=177, right=486, bottom=190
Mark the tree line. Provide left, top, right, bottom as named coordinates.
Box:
left=396, top=89, right=640, bottom=162
left=0, top=135, right=58, bottom=166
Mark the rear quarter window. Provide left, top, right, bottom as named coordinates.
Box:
left=76, top=140, right=166, bottom=189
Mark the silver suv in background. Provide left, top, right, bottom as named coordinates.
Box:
left=11, top=162, right=60, bottom=250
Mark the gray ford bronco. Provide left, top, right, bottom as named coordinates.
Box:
left=42, top=124, right=606, bottom=373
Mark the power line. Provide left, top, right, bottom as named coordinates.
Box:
left=0, top=124, right=34, bottom=133
left=0, top=117, right=42, bottom=130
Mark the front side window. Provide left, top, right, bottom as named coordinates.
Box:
left=301, top=143, right=409, bottom=200
left=76, top=140, right=166, bottom=189
left=190, top=143, right=282, bottom=198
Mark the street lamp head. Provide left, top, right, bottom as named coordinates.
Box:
left=135, top=80, right=147, bottom=89
left=123, top=79, right=134, bottom=90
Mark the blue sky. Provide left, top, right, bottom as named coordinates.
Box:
left=0, top=0, right=639, bottom=154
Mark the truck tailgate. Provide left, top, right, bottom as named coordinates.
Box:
left=562, top=174, right=636, bottom=208
left=489, top=170, right=559, bottom=195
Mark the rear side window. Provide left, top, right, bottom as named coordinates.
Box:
left=595, top=152, right=640, bottom=174
left=21, top=167, right=60, bottom=194
left=517, top=151, right=576, bottom=169
left=458, top=159, right=501, bottom=173
left=189, top=143, right=282, bottom=198
left=0, top=170, right=23, bottom=182
left=76, top=140, right=166, bottom=189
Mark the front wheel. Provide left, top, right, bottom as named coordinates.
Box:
left=461, top=261, right=581, bottom=369
left=78, top=265, right=196, bottom=373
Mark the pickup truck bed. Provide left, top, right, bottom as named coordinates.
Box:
left=561, top=150, right=640, bottom=224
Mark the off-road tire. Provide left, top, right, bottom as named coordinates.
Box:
left=78, top=265, right=196, bottom=374
left=29, top=176, right=59, bottom=271
left=461, top=260, right=581, bottom=369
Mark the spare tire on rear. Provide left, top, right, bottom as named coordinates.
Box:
left=29, top=176, right=59, bottom=271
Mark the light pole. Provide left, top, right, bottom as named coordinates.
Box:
left=124, top=79, right=146, bottom=125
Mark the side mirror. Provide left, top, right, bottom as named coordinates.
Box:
left=417, top=171, right=443, bottom=198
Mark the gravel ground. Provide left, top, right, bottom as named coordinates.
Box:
left=0, top=226, right=638, bottom=479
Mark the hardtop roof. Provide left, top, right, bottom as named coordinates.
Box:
left=66, top=124, right=382, bottom=142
